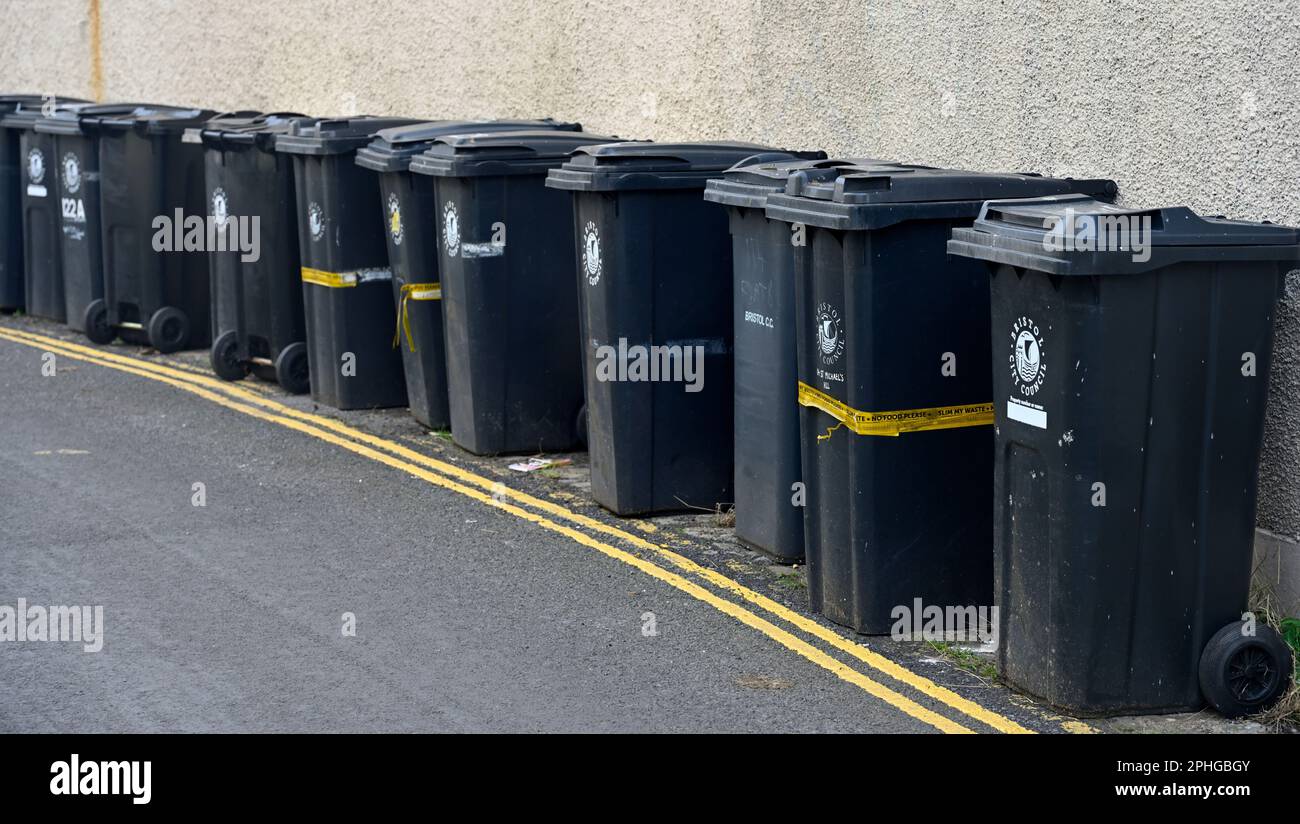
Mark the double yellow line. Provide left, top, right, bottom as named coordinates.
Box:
left=0, top=324, right=1038, bottom=734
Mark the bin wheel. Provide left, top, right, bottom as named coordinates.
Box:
left=1198, top=620, right=1293, bottom=718
left=575, top=403, right=588, bottom=448
left=274, top=342, right=310, bottom=395
left=83, top=299, right=114, bottom=344
left=147, top=307, right=190, bottom=354
left=209, top=331, right=248, bottom=382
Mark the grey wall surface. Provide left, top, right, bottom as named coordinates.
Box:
left=3, top=0, right=1299, bottom=542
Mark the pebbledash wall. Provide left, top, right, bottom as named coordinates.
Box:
left=4, top=0, right=1299, bottom=609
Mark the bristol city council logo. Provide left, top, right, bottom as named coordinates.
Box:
left=308, top=201, right=326, bottom=242
left=582, top=221, right=602, bottom=286
left=27, top=147, right=45, bottom=184
left=815, top=302, right=845, bottom=366
left=1011, top=316, right=1046, bottom=397
left=387, top=192, right=403, bottom=246
left=61, top=152, right=81, bottom=194
left=442, top=201, right=460, bottom=258
left=210, top=187, right=229, bottom=227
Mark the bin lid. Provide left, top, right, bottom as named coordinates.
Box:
left=356, top=118, right=583, bottom=172
left=90, top=104, right=218, bottom=135
left=0, top=94, right=47, bottom=116
left=947, top=194, right=1300, bottom=275
left=34, top=102, right=166, bottom=135
left=764, top=162, right=1119, bottom=230
left=1, top=96, right=92, bottom=130
left=185, top=111, right=307, bottom=149
left=274, top=116, right=426, bottom=156
left=704, top=156, right=909, bottom=209
left=546, top=141, right=826, bottom=192
left=408, top=130, right=624, bottom=178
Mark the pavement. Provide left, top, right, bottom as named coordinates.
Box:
left=0, top=314, right=1279, bottom=733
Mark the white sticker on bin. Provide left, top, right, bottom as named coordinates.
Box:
left=1007, top=398, right=1046, bottom=429
left=459, top=241, right=505, bottom=258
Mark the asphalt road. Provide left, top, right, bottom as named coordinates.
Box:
left=0, top=316, right=1088, bottom=733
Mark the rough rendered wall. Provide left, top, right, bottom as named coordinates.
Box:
left=2, top=0, right=1299, bottom=540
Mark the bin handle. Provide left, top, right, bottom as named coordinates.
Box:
left=732, top=151, right=804, bottom=169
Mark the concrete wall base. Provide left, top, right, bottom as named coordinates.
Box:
left=1254, top=528, right=1300, bottom=620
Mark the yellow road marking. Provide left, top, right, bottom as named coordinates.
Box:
left=2, top=326, right=1037, bottom=734
left=0, top=327, right=975, bottom=734
left=1060, top=720, right=1098, bottom=734
left=155, top=355, right=276, bottom=394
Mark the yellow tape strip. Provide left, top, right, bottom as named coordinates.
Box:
left=797, top=382, right=993, bottom=437
left=393, top=282, right=442, bottom=352
left=301, top=267, right=357, bottom=288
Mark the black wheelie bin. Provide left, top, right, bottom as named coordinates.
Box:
left=275, top=116, right=423, bottom=410
left=409, top=129, right=623, bottom=454
left=0, top=94, right=73, bottom=312
left=35, top=103, right=153, bottom=333
left=703, top=157, right=934, bottom=562
left=83, top=104, right=217, bottom=352
left=355, top=118, right=582, bottom=429
left=546, top=142, right=824, bottom=515
left=948, top=194, right=1299, bottom=717
left=764, top=164, right=1117, bottom=634
left=1, top=96, right=88, bottom=322
left=195, top=112, right=312, bottom=393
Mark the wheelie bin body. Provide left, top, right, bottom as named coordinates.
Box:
left=547, top=141, right=824, bottom=515
left=764, top=165, right=1117, bottom=634
left=195, top=111, right=311, bottom=393
left=35, top=103, right=151, bottom=333
left=88, top=104, right=217, bottom=351
left=275, top=116, right=423, bottom=410
left=356, top=118, right=582, bottom=429
left=410, top=130, right=623, bottom=454
left=948, top=194, right=1300, bottom=715
left=1, top=98, right=84, bottom=321
left=0, top=94, right=69, bottom=311
left=703, top=156, right=934, bottom=561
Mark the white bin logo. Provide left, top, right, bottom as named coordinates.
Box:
left=442, top=201, right=460, bottom=258
left=815, top=302, right=844, bottom=366
left=308, top=201, right=326, bottom=242
left=1010, top=317, right=1046, bottom=397
left=27, top=148, right=45, bottom=184
left=61, top=153, right=81, bottom=194
left=387, top=192, right=403, bottom=246
left=210, top=188, right=229, bottom=228
left=582, top=221, right=602, bottom=286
